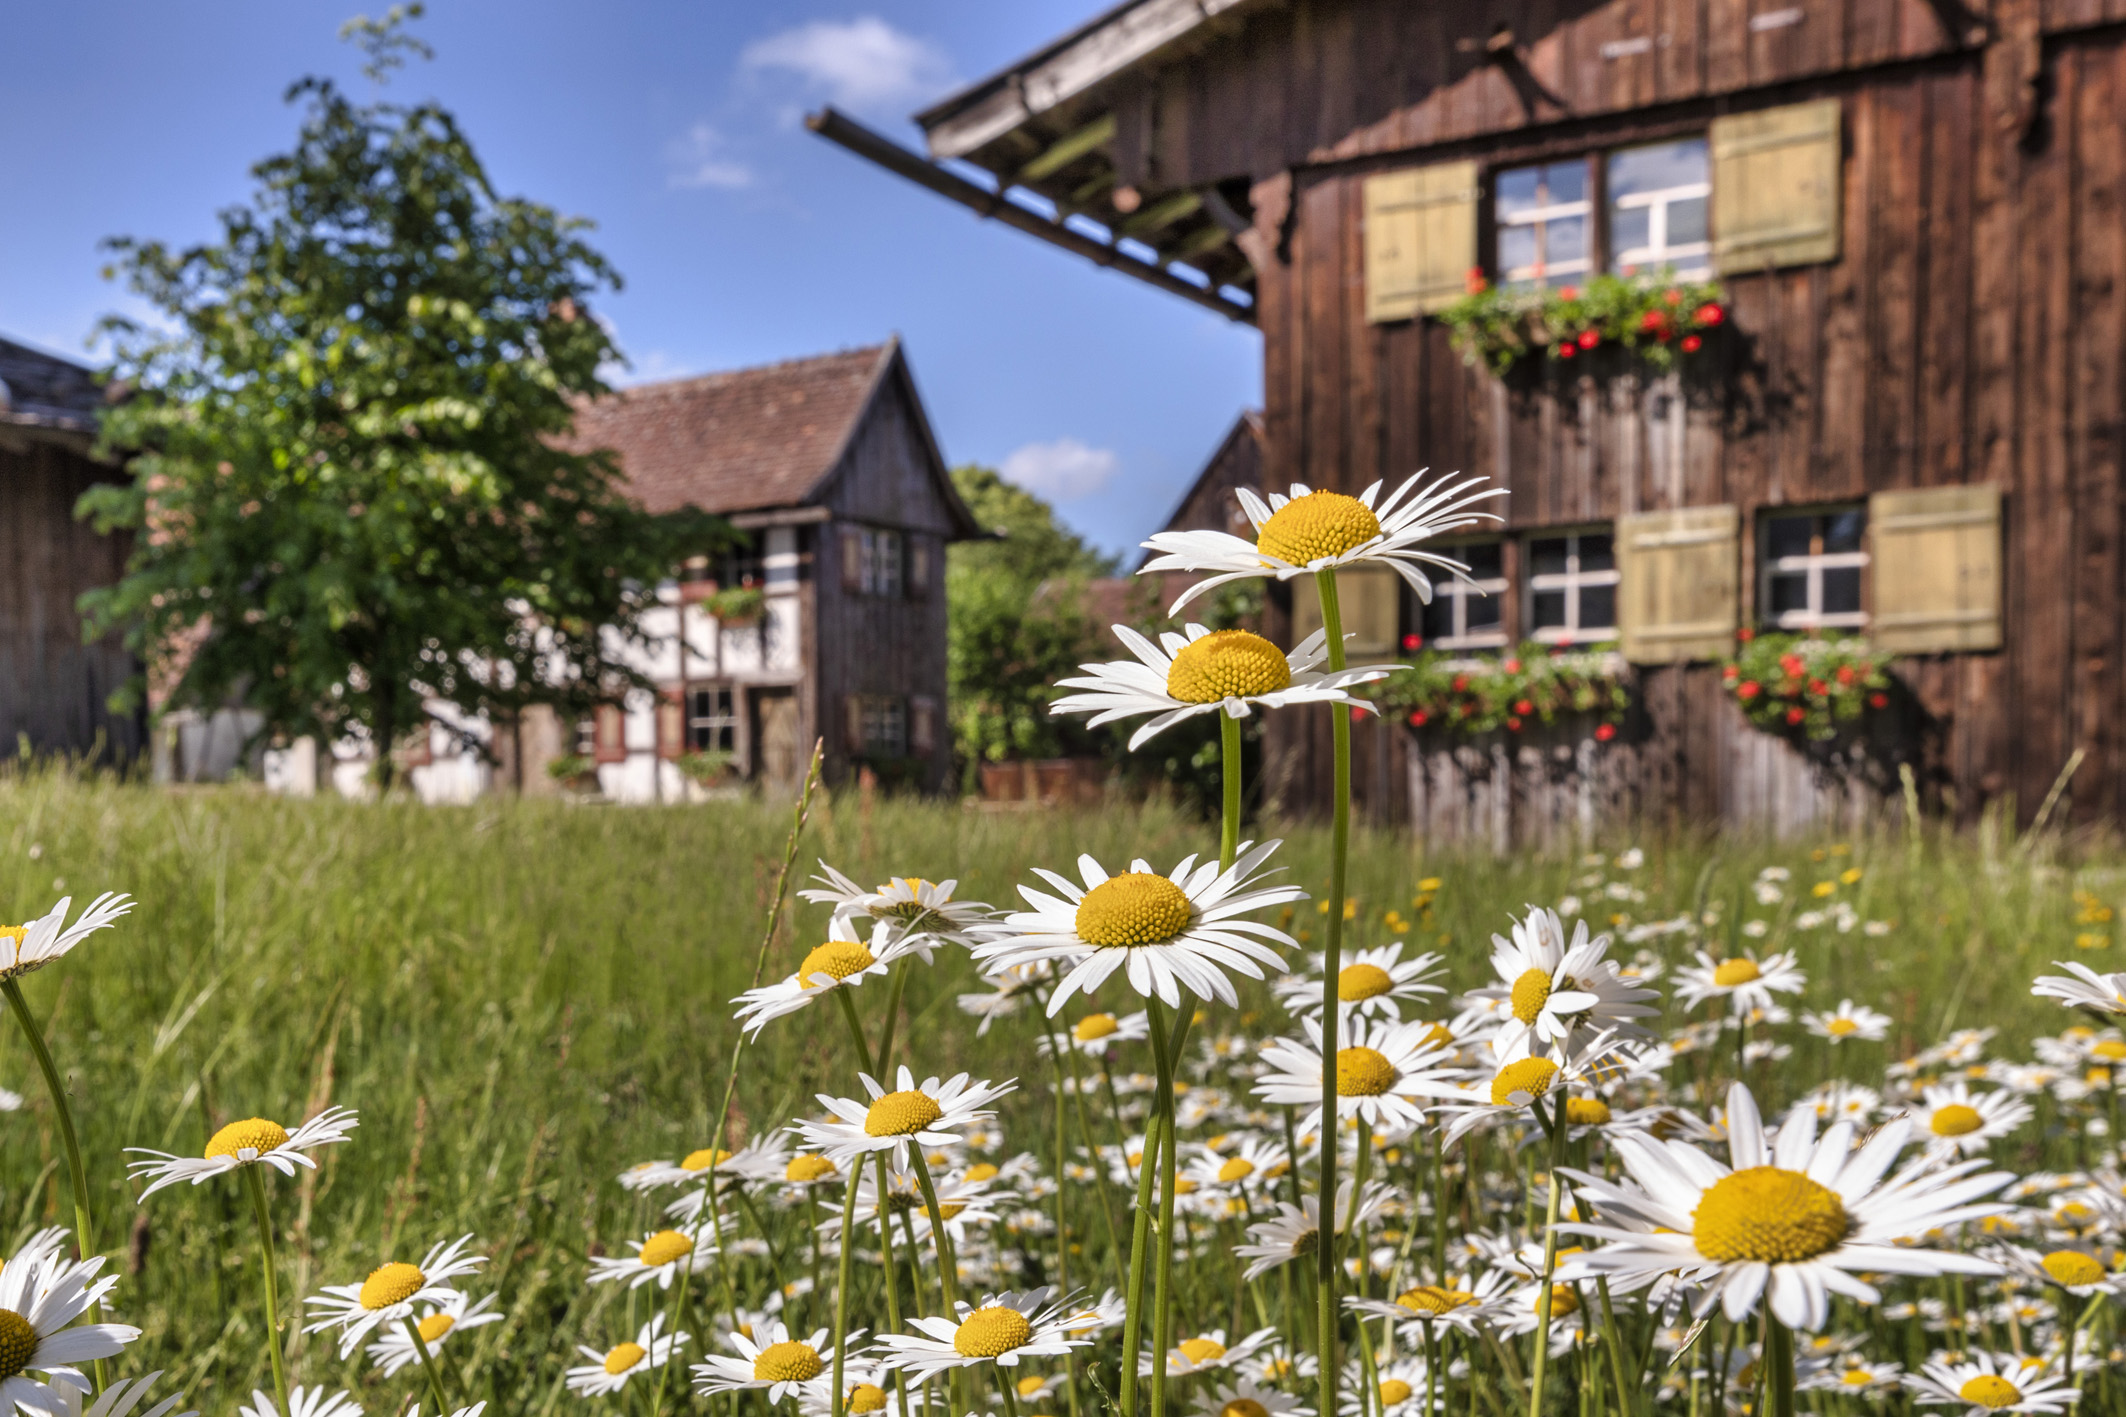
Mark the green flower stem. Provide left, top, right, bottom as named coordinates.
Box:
left=1045, top=1007, right=1126, bottom=1290
left=832, top=1166, right=862, bottom=1417
left=807, top=1187, right=823, bottom=1330
left=1316, top=565, right=1353, bottom=1417
left=1596, top=1276, right=1635, bottom=1417
left=872, top=1150, right=914, bottom=1416
left=907, top=1144, right=962, bottom=1313
left=1347, top=1125, right=1380, bottom=1417
left=1220, top=712, right=1242, bottom=872
left=242, top=1164, right=291, bottom=1417
left=1147, top=1000, right=1182, bottom=1417
left=648, top=1249, right=696, bottom=1417
left=1765, top=1316, right=1794, bottom=1417
left=834, top=987, right=878, bottom=1076
left=1118, top=1068, right=1167, bottom=1417
left=404, top=1315, right=454, bottom=1416
left=1526, top=1094, right=1571, bottom=1417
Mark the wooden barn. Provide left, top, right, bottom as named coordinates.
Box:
left=820, top=0, right=2126, bottom=839
left=0, top=337, right=142, bottom=765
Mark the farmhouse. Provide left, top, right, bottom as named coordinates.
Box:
left=819, top=0, right=2126, bottom=839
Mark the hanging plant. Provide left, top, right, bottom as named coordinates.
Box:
left=1436, top=270, right=1728, bottom=377
left=1721, top=630, right=1893, bottom=741
left=704, top=586, right=765, bottom=625
left=676, top=749, right=735, bottom=785
left=1368, top=641, right=1630, bottom=738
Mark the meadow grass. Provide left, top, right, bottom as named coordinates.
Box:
left=0, top=768, right=2118, bottom=1412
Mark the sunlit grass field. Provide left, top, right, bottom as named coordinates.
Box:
left=0, top=769, right=2119, bottom=1413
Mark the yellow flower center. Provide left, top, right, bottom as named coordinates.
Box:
left=1223, top=1402, right=1271, bottom=1417
left=417, top=1312, right=456, bottom=1344
left=954, top=1305, right=1034, bottom=1358
left=849, top=1384, right=888, bottom=1414
left=1826, top=1018, right=1859, bottom=1036
left=1076, top=873, right=1193, bottom=948
left=875, top=880, right=941, bottom=920
left=1542, top=1284, right=1579, bottom=1318
left=605, top=1341, right=647, bottom=1375
left=2095, top=1040, right=2126, bottom=1061
left=1565, top=1098, right=1612, bottom=1126
left=205, top=1118, right=290, bottom=1160
left=799, top=940, right=876, bottom=987
left=1075, top=1014, right=1121, bottom=1042
left=639, top=1230, right=693, bottom=1267
left=0, top=1309, right=35, bottom=1382
left=1691, top=1167, right=1850, bottom=1263
left=2043, top=1251, right=2106, bottom=1286
left=1177, top=1337, right=1227, bottom=1365
left=754, top=1340, right=825, bottom=1383
left=681, top=1148, right=732, bottom=1172
left=1510, top=969, right=1553, bottom=1025
left=1380, top=1380, right=1414, bottom=1407
left=1958, top=1376, right=2022, bottom=1409
left=1840, top=1371, right=1873, bottom=1388
left=1712, top=958, right=1762, bottom=988
left=1397, top=1285, right=1478, bottom=1316
left=1339, top=963, right=1395, bottom=1001
left=1218, top=1157, right=1256, bottom=1183
left=1931, top=1104, right=1984, bottom=1137
left=865, top=1090, right=944, bottom=1138
left=1166, top=630, right=1293, bottom=704
left=962, top=1162, right=1000, bottom=1184
left=1256, top=490, right=1382, bottom=566
left=358, top=1262, right=426, bottom=1310
left=786, top=1155, right=838, bottom=1183
left=1017, top=1376, right=1048, bottom=1399
left=1337, top=1046, right=1398, bottom=1097
left=1490, top=1057, right=1560, bottom=1106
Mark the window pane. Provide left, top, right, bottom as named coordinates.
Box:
left=1769, top=572, right=1810, bottom=616
left=1499, top=224, right=1538, bottom=274
left=1608, top=139, right=1709, bottom=199
left=1579, top=584, right=1617, bottom=631
left=1532, top=589, right=1567, bottom=629
left=1822, top=567, right=1863, bottom=615
left=1543, top=160, right=1588, bottom=206
left=1824, top=509, right=1866, bottom=553
left=1460, top=541, right=1504, bottom=580
left=1496, top=166, right=1544, bottom=219
left=1766, top=515, right=1815, bottom=561
left=1609, top=206, right=1650, bottom=263
left=1421, top=597, right=1458, bottom=644
left=1529, top=537, right=1569, bottom=577
left=1668, top=195, right=1709, bottom=248
left=1546, top=215, right=1588, bottom=268
left=1577, top=532, right=1616, bottom=571
left=1465, top=592, right=1503, bottom=634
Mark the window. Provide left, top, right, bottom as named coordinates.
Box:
left=1607, top=139, right=1711, bottom=276
left=1496, top=160, right=1592, bottom=288
left=1408, top=541, right=1508, bottom=650
left=687, top=686, right=737, bottom=754
left=1527, top=531, right=1619, bottom=644
left=859, top=528, right=903, bottom=597
left=860, top=696, right=906, bottom=757
left=1761, top=508, right=1867, bottom=629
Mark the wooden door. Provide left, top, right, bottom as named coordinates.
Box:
left=754, top=689, right=801, bottom=798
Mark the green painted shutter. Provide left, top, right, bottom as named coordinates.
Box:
left=1711, top=99, right=1842, bottom=273
left=1616, top=506, right=1740, bottom=664
left=1868, top=485, right=2002, bottom=653
left=1364, top=161, right=1480, bottom=323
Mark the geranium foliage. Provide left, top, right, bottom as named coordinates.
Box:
left=1369, top=641, right=1630, bottom=738
left=1437, top=270, right=1729, bottom=376
left=1721, top=631, right=1894, bottom=741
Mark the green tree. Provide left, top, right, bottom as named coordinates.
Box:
left=946, top=467, right=1117, bottom=783
left=80, top=11, right=718, bottom=785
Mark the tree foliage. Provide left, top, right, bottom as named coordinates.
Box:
left=81, top=17, right=718, bottom=781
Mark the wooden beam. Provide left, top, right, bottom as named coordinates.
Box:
left=806, top=107, right=1256, bottom=326
left=1120, top=190, right=1203, bottom=237
left=1168, top=223, right=1234, bottom=259
left=1019, top=114, right=1116, bottom=181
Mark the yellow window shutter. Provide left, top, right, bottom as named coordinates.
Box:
left=1364, top=160, right=1479, bottom=323
left=1287, top=568, right=1400, bottom=656
left=1616, top=506, right=1739, bottom=664
left=1867, top=485, right=2002, bottom=654
left=1710, top=98, right=1842, bottom=273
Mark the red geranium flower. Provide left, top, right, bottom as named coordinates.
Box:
left=1409, top=710, right=1428, bottom=727
left=1594, top=722, right=1616, bottom=742
left=1559, top=342, right=1577, bottom=360
left=1506, top=715, right=1523, bottom=732
left=1558, top=285, right=1580, bottom=301
left=1808, top=678, right=1828, bottom=696
left=1785, top=707, right=1805, bottom=725
left=1514, top=698, right=1534, bottom=715
left=1451, top=674, right=1469, bottom=692
left=1504, top=658, right=1522, bottom=674
left=1402, top=633, right=1422, bottom=652
left=1738, top=681, right=1761, bottom=700
left=1836, top=665, right=1856, bottom=686
left=1350, top=706, right=1366, bottom=722
left=1640, top=309, right=1668, bottom=331
left=1681, top=334, right=1703, bottom=353
left=1779, top=653, right=1805, bottom=677
left=1868, top=692, right=1889, bottom=709
left=1466, top=267, right=1489, bottom=294
left=1722, top=665, right=1740, bottom=681
left=1577, top=329, right=1600, bottom=350
left=1664, top=288, right=1683, bottom=306
left=1695, top=302, right=1724, bottom=326
left=1736, top=627, right=1756, bottom=643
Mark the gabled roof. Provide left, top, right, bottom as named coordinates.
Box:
left=1134, top=408, right=1264, bottom=569
left=0, top=336, right=104, bottom=436
left=569, top=338, right=982, bottom=538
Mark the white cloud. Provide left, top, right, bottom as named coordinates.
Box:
left=666, top=122, right=754, bottom=190
left=1000, top=438, right=1120, bottom=504
left=740, top=17, right=955, bottom=117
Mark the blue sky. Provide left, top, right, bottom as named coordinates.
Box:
left=0, top=2, right=1261, bottom=559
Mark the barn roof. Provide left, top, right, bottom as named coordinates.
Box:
left=0, top=336, right=104, bottom=437
left=569, top=338, right=981, bottom=537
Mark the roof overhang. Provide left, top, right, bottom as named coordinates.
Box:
left=728, top=505, right=835, bottom=529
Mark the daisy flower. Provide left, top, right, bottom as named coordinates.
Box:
left=692, top=1320, right=853, bottom=1403
left=1906, top=1352, right=2078, bottom=1416
left=42, top=1371, right=194, bottom=1417
left=956, top=962, right=1055, bottom=1037
left=128, top=1106, right=358, bottom=1198
left=972, top=842, right=1304, bottom=1014
left=363, top=1291, right=504, bottom=1377
left=1341, top=1358, right=1428, bottom=1417
left=0, top=893, right=133, bottom=981
left=2033, top=960, right=2126, bottom=1015
left=872, top=1288, right=1088, bottom=1382
left=1801, top=1358, right=1904, bottom=1395
left=1235, top=1182, right=1395, bottom=1280
left=1467, top=908, right=1658, bottom=1057
left=588, top=1227, right=717, bottom=1290
left=1988, top=1244, right=2125, bottom=1297
left=1558, top=1081, right=2012, bottom=1330
left=1803, top=1001, right=1893, bottom=1044
left=235, top=1388, right=361, bottom=1417
left=566, top=1314, right=688, bottom=1397
left=1007, top=1372, right=1066, bottom=1406
left=1272, top=943, right=1446, bottom=1022
left=1038, top=1010, right=1150, bottom=1058
left=1428, top=1033, right=1627, bottom=1148
left=797, top=1066, right=1015, bottom=1169
left=302, top=1234, right=486, bottom=1358
left=1140, top=1326, right=1275, bottom=1378
left=0, top=1243, right=139, bottom=1414
left=1051, top=624, right=1399, bottom=750
left=1183, top=1136, right=1290, bottom=1192
left=1673, top=950, right=1807, bottom=1017
left=1204, top=1375, right=1315, bottom=1417
left=1059, top=1289, right=1127, bottom=1335
left=733, top=919, right=921, bottom=1036
left=1138, top=471, right=1504, bottom=615
left=796, top=1360, right=900, bottom=1417
left=1345, top=1268, right=1518, bottom=1336
left=798, top=866, right=990, bottom=946
left=1253, top=1016, right=1460, bottom=1138
left=1911, top=1081, right=2034, bottom=1163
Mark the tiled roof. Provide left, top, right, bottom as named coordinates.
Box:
left=567, top=342, right=895, bottom=516
left=0, top=336, right=104, bottom=433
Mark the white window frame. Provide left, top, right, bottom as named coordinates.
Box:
left=860, top=696, right=907, bottom=757
left=1421, top=542, right=1510, bottom=651
left=859, top=528, right=903, bottom=598
left=1760, top=509, right=1869, bottom=631
left=687, top=685, right=737, bottom=754
left=1608, top=141, right=1712, bottom=277
left=1496, top=160, right=1594, bottom=288
left=1526, top=530, right=1621, bottom=645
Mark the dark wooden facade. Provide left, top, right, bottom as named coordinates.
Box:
left=885, top=0, right=2126, bottom=836
left=0, top=338, right=142, bottom=764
